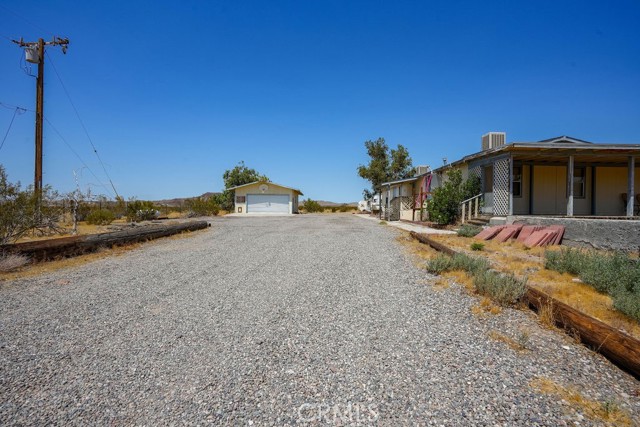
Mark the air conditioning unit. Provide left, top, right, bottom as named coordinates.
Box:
left=482, top=132, right=506, bottom=151
left=415, top=165, right=430, bottom=176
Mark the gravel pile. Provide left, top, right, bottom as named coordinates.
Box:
left=1, top=214, right=638, bottom=425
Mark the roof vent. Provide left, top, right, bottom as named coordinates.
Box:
left=482, top=132, right=506, bottom=151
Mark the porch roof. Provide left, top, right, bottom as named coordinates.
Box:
left=435, top=137, right=640, bottom=172
left=380, top=172, right=430, bottom=187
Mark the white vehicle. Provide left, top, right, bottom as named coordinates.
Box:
left=358, top=195, right=381, bottom=212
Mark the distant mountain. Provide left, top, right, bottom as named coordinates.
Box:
left=153, top=192, right=220, bottom=207
left=316, top=200, right=358, bottom=207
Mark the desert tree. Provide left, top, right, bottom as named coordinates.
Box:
left=218, top=161, right=269, bottom=211
left=357, top=137, right=415, bottom=198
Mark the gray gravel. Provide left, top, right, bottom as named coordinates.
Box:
left=1, top=214, right=638, bottom=425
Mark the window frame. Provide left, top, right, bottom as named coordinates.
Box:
left=572, top=167, right=586, bottom=199
left=512, top=165, right=522, bottom=198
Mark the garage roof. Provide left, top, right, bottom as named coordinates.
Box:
left=227, top=180, right=304, bottom=195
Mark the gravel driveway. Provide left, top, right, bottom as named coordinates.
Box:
left=1, top=215, right=638, bottom=425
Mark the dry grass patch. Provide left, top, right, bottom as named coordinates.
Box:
left=487, top=329, right=529, bottom=351
left=1, top=228, right=204, bottom=282
left=472, top=297, right=502, bottom=316
left=426, top=233, right=640, bottom=340
left=0, top=243, right=141, bottom=282
left=0, top=253, right=29, bottom=272
left=530, top=377, right=631, bottom=426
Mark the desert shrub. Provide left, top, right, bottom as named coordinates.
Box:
left=330, top=207, right=338, bottom=213
left=545, top=248, right=640, bottom=320
left=185, top=197, right=220, bottom=216
left=470, top=242, right=484, bottom=251
left=426, top=253, right=488, bottom=275
left=474, top=270, right=527, bottom=306
left=126, top=200, right=158, bottom=222
left=338, top=205, right=352, bottom=213
left=0, top=166, right=62, bottom=244
left=457, top=224, right=482, bottom=237
left=612, top=290, right=640, bottom=321
left=580, top=251, right=639, bottom=294
left=0, top=253, right=29, bottom=272
left=86, top=209, right=115, bottom=225
left=451, top=253, right=489, bottom=274
left=427, top=169, right=481, bottom=225
left=544, top=248, right=589, bottom=276
left=302, top=199, right=323, bottom=213
left=426, top=254, right=454, bottom=274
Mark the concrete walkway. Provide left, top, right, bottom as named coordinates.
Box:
left=355, top=213, right=456, bottom=234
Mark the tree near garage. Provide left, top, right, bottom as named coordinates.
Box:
left=357, top=137, right=415, bottom=199
left=218, top=161, right=269, bottom=211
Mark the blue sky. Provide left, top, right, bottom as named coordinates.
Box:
left=1, top=1, right=639, bottom=202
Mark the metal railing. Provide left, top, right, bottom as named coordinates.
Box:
left=460, top=193, right=483, bottom=224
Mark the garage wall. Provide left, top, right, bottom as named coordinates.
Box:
left=234, top=183, right=299, bottom=214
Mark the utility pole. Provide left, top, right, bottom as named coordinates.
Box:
left=11, top=36, right=69, bottom=198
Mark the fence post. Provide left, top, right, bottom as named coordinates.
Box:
left=461, top=203, right=466, bottom=224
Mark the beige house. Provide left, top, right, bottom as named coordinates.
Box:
left=229, top=181, right=302, bottom=214
left=432, top=133, right=640, bottom=219
left=379, top=167, right=431, bottom=221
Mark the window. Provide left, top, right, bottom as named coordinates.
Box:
left=573, top=167, right=585, bottom=198
left=236, top=196, right=246, bottom=203
left=512, top=165, right=522, bottom=197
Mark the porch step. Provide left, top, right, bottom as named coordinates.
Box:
left=465, top=216, right=492, bottom=226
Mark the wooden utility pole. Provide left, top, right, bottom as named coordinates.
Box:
left=11, top=36, right=69, bottom=197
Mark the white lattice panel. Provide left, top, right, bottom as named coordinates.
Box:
left=468, top=166, right=481, bottom=180
left=493, top=158, right=510, bottom=215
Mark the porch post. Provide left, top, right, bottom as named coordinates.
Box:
left=386, top=184, right=390, bottom=220
left=567, top=155, right=574, bottom=217
left=591, top=166, right=596, bottom=216
left=508, top=156, right=514, bottom=216
left=627, top=156, right=636, bottom=217
left=378, top=191, right=382, bottom=219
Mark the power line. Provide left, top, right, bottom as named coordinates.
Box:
left=0, top=106, right=26, bottom=152
left=43, top=116, right=114, bottom=197
left=0, top=4, right=53, bottom=36
left=45, top=51, right=120, bottom=198
left=0, top=100, right=113, bottom=196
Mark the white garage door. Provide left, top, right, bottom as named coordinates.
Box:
left=247, top=194, right=290, bottom=213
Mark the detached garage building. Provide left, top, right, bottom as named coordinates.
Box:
left=229, top=181, right=303, bottom=214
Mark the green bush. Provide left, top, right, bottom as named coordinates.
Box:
left=426, top=169, right=481, bottom=225
left=474, top=270, right=527, bottom=306
left=612, top=290, right=640, bottom=321
left=425, top=254, right=454, bottom=274
left=185, top=197, right=219, bottom=216
left=0, top=165, right=62, bottom=244
left=126, top=200, right=157, bottom=222
left=426, top=253, right=489, bottom=275
left=457, top=224, right=482, bottom=237
left=302, top=199, right=324, bottom=213
left=470, top=242, right=484, bottom=251
left=86, top=209, right=115, bottom=225
left=544, top=248, right=588, bottom=276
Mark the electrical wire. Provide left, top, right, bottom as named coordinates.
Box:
left=0, top=101, right=113, bottom=196
left=43, top=116, right=114, bottom=197
left=45, top=51, right=120, bottom=198
left=0, top=106, right=26, bottom=152
left=0, top=4, right=53, bottom=36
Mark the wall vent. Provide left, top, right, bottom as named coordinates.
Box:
left=482, top=132, right=506, bottom=151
